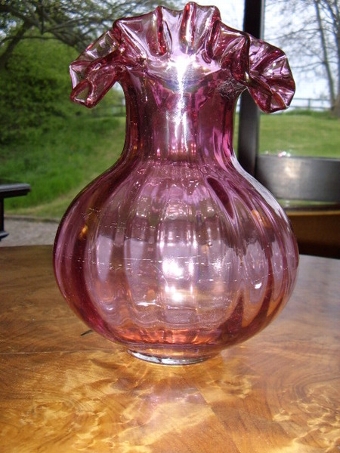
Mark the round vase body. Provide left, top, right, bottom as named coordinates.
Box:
left=54, top=3, right=299, bottom=364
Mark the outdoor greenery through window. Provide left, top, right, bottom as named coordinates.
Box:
left=0, top=1, right=339, bottom=219
left=261, top=0, right=340, bottom=159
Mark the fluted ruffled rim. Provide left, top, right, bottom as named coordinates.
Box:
left=70, top=2, right=295, bottom=112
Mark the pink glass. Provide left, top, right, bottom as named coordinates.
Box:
left=54, top=3, right=299, bottom=365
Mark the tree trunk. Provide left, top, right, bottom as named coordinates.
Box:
left=314, top=0, right=336, bottom=108
left=0, top=21, right=32, bottom=71
left=332, top=93, right=340, bottom=117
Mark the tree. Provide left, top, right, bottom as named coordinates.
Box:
left=0, top=0, right=175, bottom=69
left=265, top=0, right=340, bottom=116
left=0, top=1, right=178, bottom=143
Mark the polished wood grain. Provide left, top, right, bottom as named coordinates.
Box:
left=0, top=246, right=339, bottom=453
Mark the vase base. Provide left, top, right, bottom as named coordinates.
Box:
left=128, top=350, right=213, bottom=365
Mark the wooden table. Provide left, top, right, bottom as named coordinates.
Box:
left=0, top=246, right=339, bottom=453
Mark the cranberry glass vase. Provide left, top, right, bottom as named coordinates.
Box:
left=54, top=3, right=299, bottom=365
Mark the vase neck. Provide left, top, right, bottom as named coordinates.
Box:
left=122, top=73, right=240, bottom=164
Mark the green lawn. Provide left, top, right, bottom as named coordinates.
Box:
left=259, top=111, right=340, bottom=158
left=0, top=115, right=126, bottom=218
left=1, top=111, right=339, bottom=219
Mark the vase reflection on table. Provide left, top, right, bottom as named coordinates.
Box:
left=54, top=2, right=299, bottom=365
